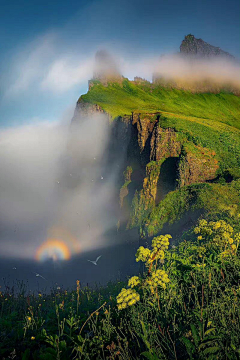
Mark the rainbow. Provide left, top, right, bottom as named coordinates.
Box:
left=35, top=226, right=81, bottom=262
left=35, top=239, right=71, bottom=262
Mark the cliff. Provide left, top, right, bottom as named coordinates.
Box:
left=72, top=37, right=240, bottom=240
left=73, top=83, right=240, bottom=238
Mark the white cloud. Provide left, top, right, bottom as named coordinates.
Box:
left=3, top=32, right=94, bottom=99
left=0, top=112, right=121, bottom=260
left=41, top=57, right=94, bottom=93
left=153, top=54, right=240, bottom=90
left=4, top=33, right=56, bottom=98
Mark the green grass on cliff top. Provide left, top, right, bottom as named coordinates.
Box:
left=79, top=78, right=240, bottom=129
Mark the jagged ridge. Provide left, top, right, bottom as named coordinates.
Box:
left=180, top=34, right=235, bottom=59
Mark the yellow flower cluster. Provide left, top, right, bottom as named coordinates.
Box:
left=117, top=234, right=172, bottom=310
left=152, top=235, right=171, bottom=252
left=136, top=235, right=171, bottom=264
left=148, top=269, right=170, bottom=290
left=149, top=235, right=171, bottom=262
left=135, top=246, right=151, bottom=263
left=235, top=233, right=240, bottom=243
left=196, top=220, right=231, bottom=244
left=194, top=219, right=240, bottom=257
left=128, top=276, right=141, bottom=288
left=116, top=288, right=140, bottom=310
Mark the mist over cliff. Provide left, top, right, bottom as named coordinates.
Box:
left=0, top=34, right=240, bottom=292
left=89, top=36, right=240, bottom=94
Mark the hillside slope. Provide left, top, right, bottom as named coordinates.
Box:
left=79, top=79, right=240, bottom=127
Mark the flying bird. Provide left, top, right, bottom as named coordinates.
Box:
left=12, top=267, right=17, bottom=270
left=101, top=176, right=103, bottom=180
left=32, top=272, right=47, bottom=280
left=87, top=255, right=102, bottom=265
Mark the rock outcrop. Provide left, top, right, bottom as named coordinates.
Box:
left=180, top=34, right=234, bottom=59
left=71, top=100, right=111, bottom=124
left=178, top=144, right=219, bottom=187
left=88, top=50, right=123, bottom=89
left=150, top=126, right=182, bottom=161
left=119, top=166, right=133, bottom=208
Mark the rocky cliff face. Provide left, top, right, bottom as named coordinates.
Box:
left=71, top=32, right=240, bottom=238
left=180, top=34, right=234, bottom=59
left=120, top=111, right=219, bottom=229
left=178, top=144, right=219, bottom=187
left=72, top=100, right=220, bottom=234
left=150, top=126, right=182, bottom=161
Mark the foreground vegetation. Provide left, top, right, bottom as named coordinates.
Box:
left=1, top=217, right=240, bottom=359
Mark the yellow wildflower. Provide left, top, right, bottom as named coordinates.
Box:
left=116, top=288, right=140, bottom=310
left=128, top=276, right=140, bottom=288
left=135, top=246, right=151, bottom=262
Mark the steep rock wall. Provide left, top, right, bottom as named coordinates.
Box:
left=179, top=144, right=219, bottom=187
left=73, top=100, right=219, bottom=234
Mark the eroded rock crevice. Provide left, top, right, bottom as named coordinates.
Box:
left=156, top=157, right=179, bottom=204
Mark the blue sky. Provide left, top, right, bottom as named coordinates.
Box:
left=1, top=0, right=240, bottom=127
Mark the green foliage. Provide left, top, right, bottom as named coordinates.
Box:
left=1, top=219, right=240, bottom=359
left=141, top=180, right=240, bottom=237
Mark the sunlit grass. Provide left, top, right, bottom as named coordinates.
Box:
left=79, top=79, right=240, bottom=129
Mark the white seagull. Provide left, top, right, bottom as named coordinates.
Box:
left=33, top=272, right=47, bottom=280
left=87, top=255, right=102, bottom=266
